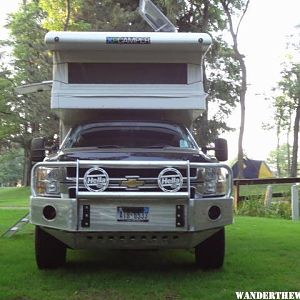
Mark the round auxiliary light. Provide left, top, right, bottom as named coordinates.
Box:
left=43, top=205, right=56, bottom=221
left=208, top=205, right=221, bottom=221
left=158, top=168, right=183, bottom=192
left=83, top=167, right=109, bottom=192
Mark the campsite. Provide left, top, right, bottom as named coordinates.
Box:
left=1, top=0, right=300, bottom=299
left=231, top=158, right=274, bottom=179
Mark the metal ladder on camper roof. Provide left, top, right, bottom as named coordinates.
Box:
left=1, top=212, right=30, bottom=238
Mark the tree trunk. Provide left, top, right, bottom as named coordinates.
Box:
left=192, top=2, right=210, bottom=149
left=23, top=144, right=32, bottom=186
left=196, top=112, right=209, bottom=149
left=198, top=63, right=210, bottom=148
left=290, top=99, right=300, bottom=177
left=64, top=0, right=71, bottom=31
left=220, top=0, right=250, bottom=179
left=276, top=123, right=281, bottom=177
left=237, top=57, right=247, bottom=178
left=287, top=115, right=291, bottom=174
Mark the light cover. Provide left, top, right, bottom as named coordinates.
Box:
left=139, top=0, right=177, bottom=32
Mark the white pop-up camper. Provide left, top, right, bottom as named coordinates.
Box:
left=44, top=31, right=212, bottom=133
left=26, top=0, right=233, bottom=271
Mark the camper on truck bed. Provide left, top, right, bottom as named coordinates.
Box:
left=24, top=30, right=233, bottom=270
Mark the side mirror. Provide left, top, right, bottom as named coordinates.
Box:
left=214, top=138, right=228, bottom=162
left=31, top=137, right=46, bottom=162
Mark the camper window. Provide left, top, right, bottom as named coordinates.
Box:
left=68, top=63, right=187, bottom=84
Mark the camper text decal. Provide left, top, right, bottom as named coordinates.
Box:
left=106, top=37, right=151, bottom=44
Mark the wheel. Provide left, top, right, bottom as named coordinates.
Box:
left=195, top=228, right=225, bottom=269
left=35, top=226, right=67, bottom=269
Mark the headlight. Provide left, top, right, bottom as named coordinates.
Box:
left=194, top=167, right=226, bottom=198
left=33, top=167, right=66, bottom=197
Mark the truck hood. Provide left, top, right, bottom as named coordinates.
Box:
left=48, top=147, right=212, bottom=163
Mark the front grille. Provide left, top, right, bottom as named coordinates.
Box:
left=66, top=167, right=195, bottom=178
left=33, top=160, right=232, bottom=201
left=65, top=166, right=197, bottom=197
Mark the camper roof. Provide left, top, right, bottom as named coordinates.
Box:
left=45, top=31, right=212, bottom=53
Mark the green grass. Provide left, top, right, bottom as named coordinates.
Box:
left=0, top=187, right=30, bottom=207
left=0, top=214, right=300, bottom=300
left=0, top=209, right=29, bottom=236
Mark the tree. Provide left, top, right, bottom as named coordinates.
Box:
left=160, top=0, right=242, bottom=147
left=1, top=1, right=59, bottom=185
left=0, top=0, right=247, bottom=186
left=267, top=30, right=300, bottom=178
left=278, top=64, right=300, bottom=177
left=267, top=144, right=293, bottom=178
left=0, top=0, right=150, bottom=186
left=268, top=95, right=293, bottom=177
left=0, top=146, right=24, bottom=186
left=220, top=0, right=250, bottom=177
left=39, top=0, right=148, bottom=32
left=0, top=75, right=19, bottom=139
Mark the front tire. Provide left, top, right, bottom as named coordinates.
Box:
left=35, top=226, right=67, bottom=269
left=195, top=228, right=225, bottom=269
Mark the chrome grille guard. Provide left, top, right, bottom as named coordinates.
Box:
left=31, top=160, right=233, bottom=199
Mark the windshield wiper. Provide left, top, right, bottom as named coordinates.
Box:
left=96, top=145, right=121, bottom=148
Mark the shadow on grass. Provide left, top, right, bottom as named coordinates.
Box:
left=64, top=248, right=208, bottom=274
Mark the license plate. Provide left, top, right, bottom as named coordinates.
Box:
left=117, top=207, right=149, bottom=222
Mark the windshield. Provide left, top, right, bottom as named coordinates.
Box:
left=65, top=123, right=196, bottom=149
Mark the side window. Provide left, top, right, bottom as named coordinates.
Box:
left=180, top=139, right=189, bottom=148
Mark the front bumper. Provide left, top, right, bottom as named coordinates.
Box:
left=30, top=160, right=233, bottom=249
left=30, top=195, right=233, bottom=249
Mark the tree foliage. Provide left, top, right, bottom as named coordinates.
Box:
left=0, top=147, right=24, bottom=186
left=40, top=0, right=148, bottom=32
left=267, top=30, right=300, bottom=178
left=0, top=1, right=59, bottom=185
left=267, top=144, right=292, bottom=178
left=0, top=75, right=19, bottom=139
left=0, top=0, right=247, bottom=185
left=157, top=0, right=242, bottom=147
left=39, top=0, right=86, bottom=31
left=277, top=63, right=300, bottom=177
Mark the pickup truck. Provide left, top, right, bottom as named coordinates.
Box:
left=31, top=120, right=232, bottom=269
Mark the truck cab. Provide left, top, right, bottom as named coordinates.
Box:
left=28, top=31, right=233, bottom=269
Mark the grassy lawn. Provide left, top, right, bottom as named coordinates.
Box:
left=0, top=214, right=299, bottom=300
left=0, top=209, right=29, bottom=236
left=0, top=187, right=299, bottom=299
left=0, top=187, right=30, bottom=207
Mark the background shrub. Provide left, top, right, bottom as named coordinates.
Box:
left=237, top=196, right=291, bottom=219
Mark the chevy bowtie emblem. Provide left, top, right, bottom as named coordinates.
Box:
left=121, top=178, right=144, bottom=188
